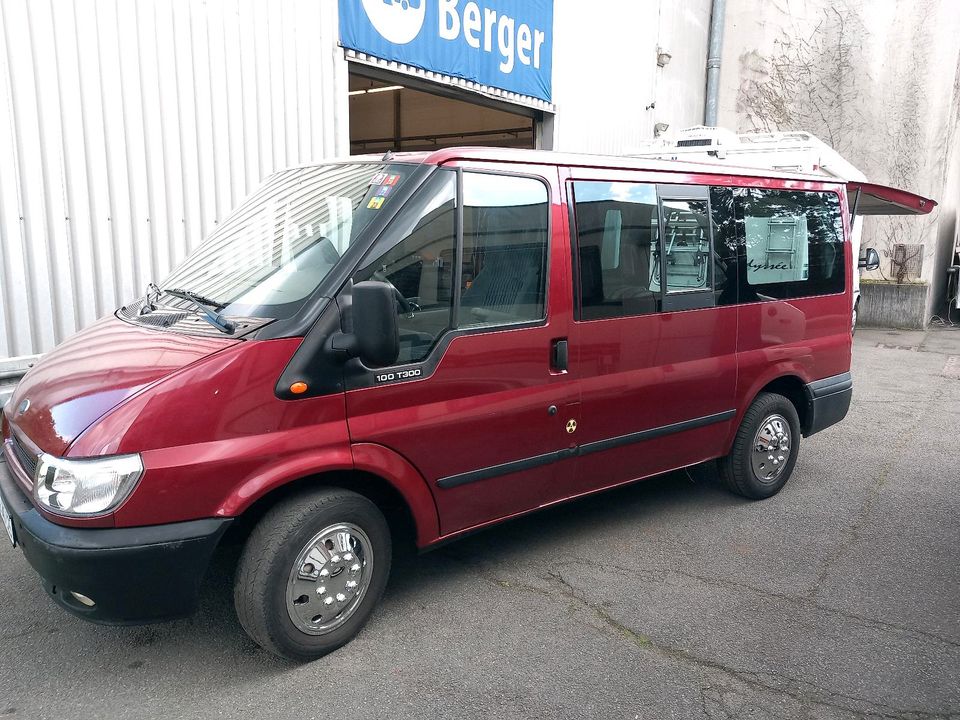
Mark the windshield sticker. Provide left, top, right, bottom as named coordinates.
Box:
left=376, top=185, right=393, bottom=197
left=367, top=196, right=386, bottom=209
left=370, top=172, right=388, bottom=185
left=383, top=174, right=400, bottom=186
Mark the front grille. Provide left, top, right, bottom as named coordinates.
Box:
left=11, top=433, right=38, bottom=479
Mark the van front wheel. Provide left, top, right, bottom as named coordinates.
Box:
left=719, top=392, right=801, bottom=499
left=234, top=487, right=392, bottom=661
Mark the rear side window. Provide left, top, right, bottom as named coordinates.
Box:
left=571, top=181, right=661, bottom=320
left=735, top=188, right=845, bottom=300
left=458, top=173, right=549, bottom=327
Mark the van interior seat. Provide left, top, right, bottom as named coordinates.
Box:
left=460, top=207, right=547, bottom=323
left=579, top=240, right=658, bottom=317
left=461, top=242, right=545, bottom=322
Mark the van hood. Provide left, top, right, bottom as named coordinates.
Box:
left=4, top=316, right=238, bottom=456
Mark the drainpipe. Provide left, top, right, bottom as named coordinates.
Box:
left=704, top=0, right=726, bottom=127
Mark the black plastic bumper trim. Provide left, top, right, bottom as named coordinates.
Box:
left=0, top=459, right=231, bottom=624
left=803, top=371, right=853, bottom=437
left=436, top=409, right=736, bottom=489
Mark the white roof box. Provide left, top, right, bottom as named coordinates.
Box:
left=629, top=126, right=867, bottom=182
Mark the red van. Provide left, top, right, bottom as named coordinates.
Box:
left=0, top=148, right=934, bottom=660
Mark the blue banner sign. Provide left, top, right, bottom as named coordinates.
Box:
left=339, top=0, right=554, bottom=102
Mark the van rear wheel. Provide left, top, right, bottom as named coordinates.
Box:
left=234, top=487, right=392, bottom=661
left=719, top=392, right=801, bottom=499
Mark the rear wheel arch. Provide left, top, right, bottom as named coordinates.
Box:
left=729, top=373, right=810, bottom=451
left=757, top=375, right=809, bottom=433
left=719, top=391, right=801, bottom=499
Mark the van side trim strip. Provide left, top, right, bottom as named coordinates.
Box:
left=435, top=409, right=736, bottom=489
left=577, top=409, right=736, bottom=457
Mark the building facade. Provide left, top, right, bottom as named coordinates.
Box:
left=716, top=0, right=960, bottom=327
left=0, top=0, right=955, bottom=377
left=0, top=0, right=711, bottom=369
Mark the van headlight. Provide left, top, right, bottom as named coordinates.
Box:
left=34, top=453, right=143, bottom=515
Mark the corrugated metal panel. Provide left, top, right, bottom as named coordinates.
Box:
left=0, top=0, right=348, bottom=359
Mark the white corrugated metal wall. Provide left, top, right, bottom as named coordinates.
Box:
left=0, top=0, right=714, bottom=365
left=0, top=0, right=348, bottom=361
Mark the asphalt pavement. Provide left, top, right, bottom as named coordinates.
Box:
left=1, top=327, right=959, bottom=719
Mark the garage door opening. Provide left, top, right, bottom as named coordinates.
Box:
left=349, top=69, right=538, bottom=155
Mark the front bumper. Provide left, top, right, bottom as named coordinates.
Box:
left=0, top=459, right=231, bottom=624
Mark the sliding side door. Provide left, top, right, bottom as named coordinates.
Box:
left=560, top=171, right=739, bottom=498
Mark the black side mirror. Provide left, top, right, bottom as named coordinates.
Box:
left=330, top=281, right=399, bottom=368
left=859, top=247, right=880, bottom=271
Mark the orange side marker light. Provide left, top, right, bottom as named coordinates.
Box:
left=290, top=382, right=308, bottom=395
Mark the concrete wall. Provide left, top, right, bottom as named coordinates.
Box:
left=858, top=281, right=928, bottom=329
left=550, top=0, right=711, bottom=153
left=716, top=0, right=960, bottom=326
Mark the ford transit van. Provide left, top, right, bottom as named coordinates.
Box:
left=0, top=148, right=935, bottom=660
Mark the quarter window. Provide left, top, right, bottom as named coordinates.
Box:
left=354, top=171, right=457, bottom=364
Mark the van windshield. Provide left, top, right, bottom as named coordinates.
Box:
left=159, top=163, right=411, bottom=320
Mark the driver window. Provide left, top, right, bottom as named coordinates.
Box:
left=354, top=171, right=457, bottom=364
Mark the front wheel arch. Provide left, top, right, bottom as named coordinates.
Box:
left=224, top=469, right=422, bottom=557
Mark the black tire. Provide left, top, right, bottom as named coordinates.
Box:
left=719, top=392, right=801, bottom=499
left=234, top=487, right=392, bottom=661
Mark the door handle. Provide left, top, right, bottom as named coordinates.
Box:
left=551, top=339, right=568, bottom=373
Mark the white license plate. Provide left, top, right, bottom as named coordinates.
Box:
left=0, top=496, right=14, bottom=547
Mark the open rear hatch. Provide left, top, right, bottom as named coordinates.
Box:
left=847, top=181, right=937, bottom=216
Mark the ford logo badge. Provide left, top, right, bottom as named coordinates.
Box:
left=15, top=398, right=29, bottom=415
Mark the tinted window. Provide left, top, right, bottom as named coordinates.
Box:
left=661, top=199, right=711, bottom=293
left=735, top=188, right=845, bottom=300
left=710, top=186, right=739, bottom=306
left=458, top=173, right=549, bottom=327
left=572, top=181, right=661, bottom=319
left=355, top=171, right=457, bottom=364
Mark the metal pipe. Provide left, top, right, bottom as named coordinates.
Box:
left=704, top=0, right=727, bottom=127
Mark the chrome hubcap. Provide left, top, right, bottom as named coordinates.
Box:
left=286, top=523, right=373, bottom=635
left=751, top=414, right=791, bottom=483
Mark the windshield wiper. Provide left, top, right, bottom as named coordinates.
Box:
left=139, top=282, right=161, bottom=313
left=161, top=288, right=235, bottom=334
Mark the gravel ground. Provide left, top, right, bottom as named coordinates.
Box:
left=1, top=327, right=959, bottom=719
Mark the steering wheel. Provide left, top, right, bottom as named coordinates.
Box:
left=371, top=271, right=417, bottom=315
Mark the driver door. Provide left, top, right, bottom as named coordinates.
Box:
left=344, top=164, right=581, bottom=535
